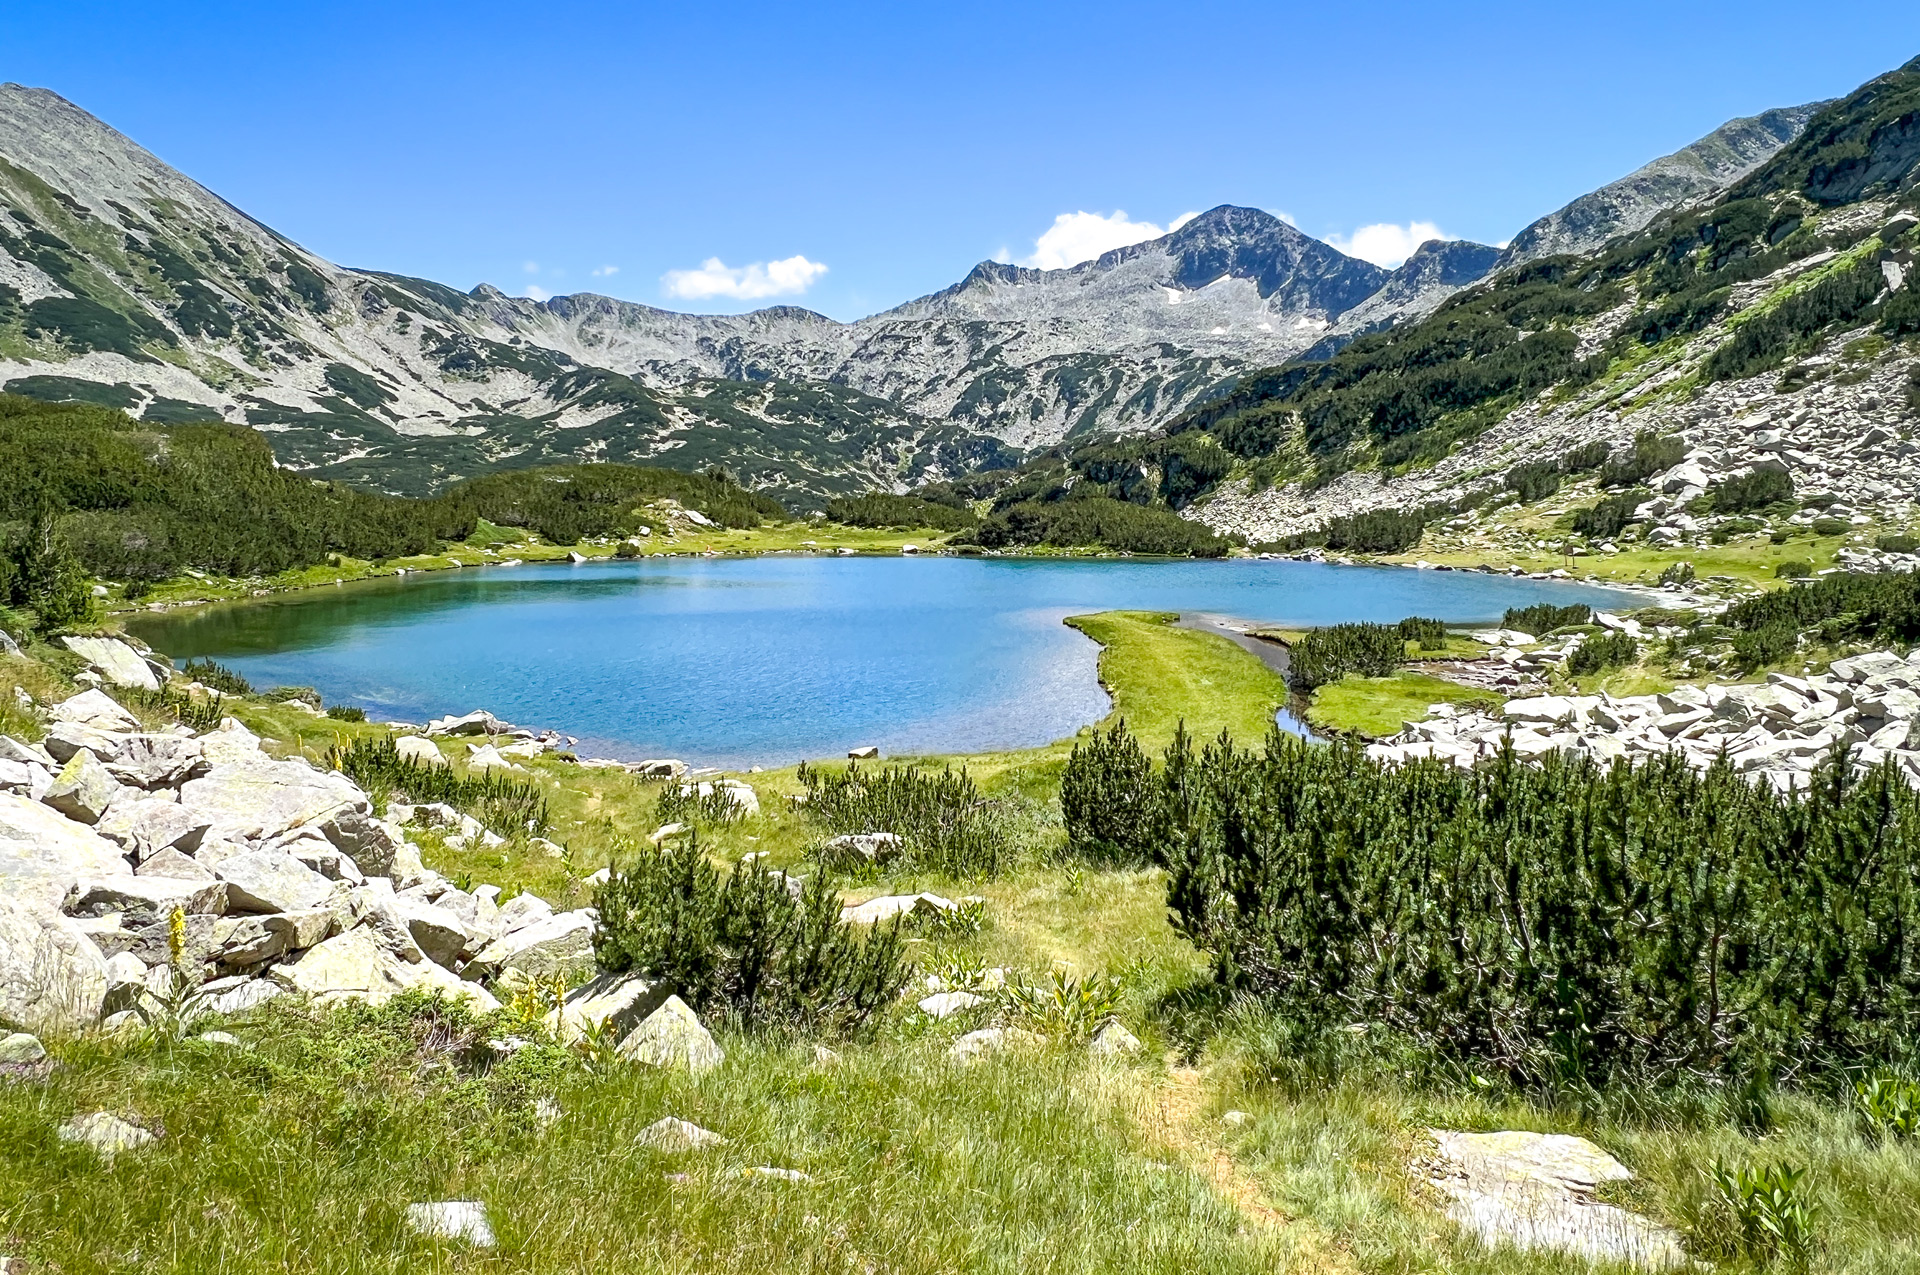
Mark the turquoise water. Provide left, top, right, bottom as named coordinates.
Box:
left=126, top=557, right=1632, bottom=767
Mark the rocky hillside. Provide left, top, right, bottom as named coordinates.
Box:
left=1151, top=57, right=1920, bottom=550
left=0, top=83, right=1819, bottom=501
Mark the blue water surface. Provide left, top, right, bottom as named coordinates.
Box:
left=126, top=556, right=1632, bottom=767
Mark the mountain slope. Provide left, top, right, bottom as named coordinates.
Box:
left=0, top=80, right=1827, bottom=503
left=1496, top=102, right=1826, bottom=269
left=1152, top=57, right=1920, bottom=545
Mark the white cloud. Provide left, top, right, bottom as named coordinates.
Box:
left=591, top=265, right=619, bottom=277
left=524, top=285, right=551, bottom=301
left=661, top=255, right=828, bottom=301
left=1324, top=221, right=1450, bottom=268
left=522, top=260, right=540, bottom=274
left=1020, top=209, right=1201, bottom=270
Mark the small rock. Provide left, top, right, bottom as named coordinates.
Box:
left=635, top=1116, right=729, bottom=1151
left=617, top=994, right=724, bottom=1073
left=0, top=1032, right=46, bottom=1064
left=917, top=991, right=984, bottom=1019
left=41, top=749, right=118, bottom=825
left=948, top=1026, right=1041, bottom=1061
left=746, top=1166, right=813, bottom=1184
left=1089, top=1022, right=1142, bottom=1057
left=1221, top=1110, right=1253, bottom=1127
left=57, top=1111, right=156, bottom=1160
left=405, top=1201, right=496, bottom=1247
left=847, top=746, right=879, bottom=760
left=393, top=736, right=447, bottom=767
left=195, top=1030, right=244, bottom=1047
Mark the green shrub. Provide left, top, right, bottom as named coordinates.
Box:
left=657, top=782, right=747, bottom=827
left=1504, top=461, right=1560, bottom=502
left=1396, top=616, right=1448, bottom=651
left=1659, top=561, right=1697, bottom=586
left=180, top=657, right=251, bottom=695
left=593, top=837, right=911, bottom=1033
left=1291, top=623, right=1405, bottom=689
left=1502, top=602, right=1592, bottom=635
left=1154, top=729, right=1920, bottom=1087
left=1705, top=1161, right=1819, bottom=1272
left=1598, top=431, right=1684, bottom=488
left=1856, top=1071, right=1920, bottom=1139
left=114, top=683, right=224, bottom=732
left=1061, top=719, right=1160, bottom=864
left=1001, top=967, right=1124, bottom=1041
left=798, top=760, right=1010, bottom=877
left=826, top=492, right=977, bottom=531
left=1812, top=517, right=1852, bottom=536
left=1711, top=466, right=1795, bottom=513
left=1878, top=533, right=1919, bottom=553
left=1572, top=490, right=1647, bottom=539
left=1565, top=629, right=1636, bottom=675
left=1775, top=559, right=1814, bottom=578
left=324, top=704, right=367, bottom=722
left=957, top=494, right=1230, bottom=557
left=268, top=685, right=321, bottom=707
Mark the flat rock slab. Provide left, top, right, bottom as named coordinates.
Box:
left=405, top=1201, right=495, bottom=1247
left=59, top=638, right=159, bottom=691
left=0, top=792, right=130, bottom=910
left=840, top=892, right=955, bottom=925
left=178, top=758, right=367, bottom=846
left=635, top=1116, right=728, bottom=1151
left=1425, top=1129, right=1687, bottom=1268
left=58, top=1111, right=156, bottom=1160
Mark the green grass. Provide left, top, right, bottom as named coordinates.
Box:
left=1307, top=670, right=1504, bottom=739
left=1063, top=611, right=1290, bottom=750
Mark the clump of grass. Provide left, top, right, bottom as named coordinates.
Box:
left=798, top=759, right=1011, bottom=877
left=1002, top=967, right=1124, bottom=1041
left=1703, top=1160, right=1820, bottom=1271
left=329, top=734, right=550, bottom=837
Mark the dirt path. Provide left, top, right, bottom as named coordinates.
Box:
left=1144, top=1060, right=1362, bottom=1274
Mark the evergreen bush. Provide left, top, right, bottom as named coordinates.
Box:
left=1138, top=730, right=1920, bottom=1087
left=594, top=837, right=912, bottom=1032
left=1502, top=602, right=1592, bottom=635
left=1565, top=629, right=1637, bottom=675
left=1290, top=623, right=1405, bottom=689
left=1060, top=719, right=1161, bottom=864
left=798, top=760, right=1010, bottom=876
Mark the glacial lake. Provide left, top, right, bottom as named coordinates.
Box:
left=126, top=557, right=1634, bottom=768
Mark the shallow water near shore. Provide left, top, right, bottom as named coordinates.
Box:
left=127, top=557, right=1631, bottom=767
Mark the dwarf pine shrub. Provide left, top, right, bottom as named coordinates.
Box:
left=1502, top=602, right=1592, bottom=635
left=1290, top=622, right=1404, bottom=689
left=329, top=734, right=550, bottom=836
left=1125, top=728, right=1920, bottom=1087
left=1565, top=629, right=1636, bottom=675
left=594, top=838, right=912, bottom=1033
left=1060, top=718, right=1161, bottom=864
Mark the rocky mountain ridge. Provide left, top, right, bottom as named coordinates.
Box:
left=0, top=82, right=1815, bottom=502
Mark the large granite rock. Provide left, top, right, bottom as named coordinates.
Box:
left=0, top=896, right=109, bottom=1033
left=178, top=758, right=367, bottom=845
left=0, top=792, right=130, bottom=910
left=48, top=689, right=138, bottom=731
left=59, top=637, right=160, bottom=691
left=66, top=874, right=228, bottom=923
left=388, top=897, right=477, bottom=968
left=197, top=719, right=266, bottom=767
left=616, top=994, right=723, bottom=1072
left=544, top=972, right=671, bottom=1045
left=216, top=850, right=335, bottom=914
left=103, top=734, right=206, bottom=789
left=41, top=749, right=118, bottom=825
left=269, top=928, right=498, bottom=1011
left=1425, top=1130, right=1686, bottom=1268
left=393, top=736, right=447, bottom=767
left=41, top=720, right=129, bottom=765
left=464, top=911, right=596, bottom=989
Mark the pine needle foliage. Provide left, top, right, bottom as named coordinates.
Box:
left=1061, top=718, right=1161, bottom=865
left=594, top=837, right=912, bottom=1033
left=1290, top=623, right=1406, bottom=689
left=1077, top=722, right=1920, bottom=1087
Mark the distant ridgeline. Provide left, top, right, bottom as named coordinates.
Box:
left=0, top=394, right=784, bottom=583
left=875, top=55, right=1920, bottom=547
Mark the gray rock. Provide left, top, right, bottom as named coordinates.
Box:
left=57, top=1111, right=156, bottom=1160
left=948, top=1027, right=1042, bottom=1061
left=48, top=689, right=138, bottom=732
left=41, top=721, right=131, bottom=769
left=0, top=736, right=50, bottom=767
left=495, top=892, right=553, bottom=933
left=269, top=928, right=499, bottom=1011
left=102, top=951, right=147, bottom=1014
left=197, top=719, right=265, bottom=767
left=213, top=915, right=288, bottom=967
left=319, top=807, right=408, bottom=878
left=393, top=736, right=447, bottom=767
left=425, top=710, right=499, bottom=737
left=203, top=976, right=284, bottom=1015
left=917, top=991, right=984, bottom=1019
left=389, top=897, right=476, bottom=968
left=0, top=895, right=109, bottom=1034
left=745, top=1166, right=812, bottom=1183
left=840, top=892, right=956, bottom=925
left=41, top=749, right=119, bottom=825
left=544, top=973, right=671, bottom=1045
left=216, top=850, right=335, bottom=914
left=104, top=734, right=207, bottom=789
left=0, top=1031, right=46, bottom=1063
left=59, top=637, right=160, bottom=691
left=177, top=757, right=367, bottom=846
left=133, top=848, right=218, bottom=882
left=264, top=908, right=334, bottom=952
left=465, top=911, right=596, bottom=988
left=1425, top=1129, right=1686, bottom=1268
left=67, top=874, right=227, bottom=922
left=405, top=1201, right=495, bottom=1247
left=821, top=831, right=904, bottom=865
left=0, top=792, right=128, bottom=911
left=616, top=994, right=723, bottom=1073
left=635, top=1116, right=728, bottom=1151
left=1090, top=1022, right=1143, bottom=1057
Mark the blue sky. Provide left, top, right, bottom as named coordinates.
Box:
left=3, top=1, right=1915, bottom=321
